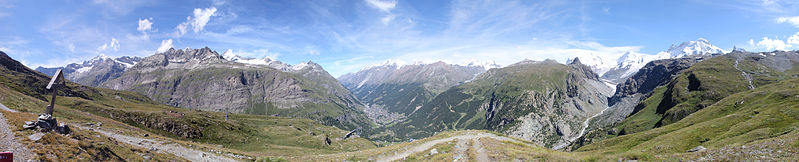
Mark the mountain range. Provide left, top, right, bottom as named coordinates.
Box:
left=571, top=38, right=725, bottom=84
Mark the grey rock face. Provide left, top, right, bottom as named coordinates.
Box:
left=608, top=56, right=710, bottom=106
left=100, top=47, right=372, bottom=130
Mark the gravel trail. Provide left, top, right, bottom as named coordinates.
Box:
left=376, top=132, right=521, bottom=162
left=76, top=125, right=237, bottom=162
left=0, top=107, right=35, bottom=162
left=471, top=137, right=490, bottom=161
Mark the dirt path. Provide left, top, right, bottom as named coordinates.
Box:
left=471, top=138, right=489, bottom=161
left=75, top=126, right=236, bottom=162
left=0, top=110, right=35, bottom=162
left=375, top=132, right=522, bottom=162
left=0, top=102, right=16, bottom=112
left=452, top=138, right=468, bottom=161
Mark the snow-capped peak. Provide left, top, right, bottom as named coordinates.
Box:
left=222, top=49, right=239, bottom=60
left=567, top=53, right=616, bottom=76
left=659, top=38, right=724, bottom=58
left=90, top=54, right=111, bottom=61
left=220, top=49, right=281, bottom=66
left=466, top=60, right=501, bottom=71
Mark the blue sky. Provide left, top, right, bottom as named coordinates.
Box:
left=1, top=0, right=799, bottom=77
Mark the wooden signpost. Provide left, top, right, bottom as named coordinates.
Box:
left=23, top=69, right=70, bottom=134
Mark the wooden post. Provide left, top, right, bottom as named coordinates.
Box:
left=45, top=69, right=64, bottom=115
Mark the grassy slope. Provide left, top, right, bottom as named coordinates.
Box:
left=578, top=78, right=799, bottom=157
left=0, top=53, right=376, bottom=159
left=318, top=76, right=799, bottom=161
left=615, top=55, right=799, bottom=135
left=376, top=61, right=576, bottom=142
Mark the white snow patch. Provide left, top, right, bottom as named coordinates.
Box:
left=75, top=66, right=93, bottom=73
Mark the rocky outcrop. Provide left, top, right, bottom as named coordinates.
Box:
left=608, top=56, right=711, bottom=106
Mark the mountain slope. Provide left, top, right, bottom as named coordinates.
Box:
left=338, top=61, right=488, bottom=124
left=100, top=47, right=373, bottom=131
left=569, top=50, right=799, bottom=150
left=1, top=50, right=377, bottom=160
left=578, top=76, right=799, bottom=157
left=375, top=59, right=613, bottom=148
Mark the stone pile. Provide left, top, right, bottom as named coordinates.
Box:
left=22, top=114, right=70, bottom=134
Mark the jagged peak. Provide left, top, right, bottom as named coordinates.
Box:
left=568, top=57, right=582, bottom=65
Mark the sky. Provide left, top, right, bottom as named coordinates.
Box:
left=1, top=0, right=799, bottom=77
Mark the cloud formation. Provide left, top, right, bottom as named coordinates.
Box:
left=137, top=17, right=153, bottom=32
left=156, top=39, right=173, bottom=53
left=97, top=38, right=120, bottom=51
left=754, top=37, right=791, bottom=51
left=175, top=7, right=217, bottom=37
left=365, top=0, right=397, bottom=24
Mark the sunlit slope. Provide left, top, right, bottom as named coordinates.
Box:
left=378, top=59, right=611, bottom=148
left=0, top=50, right=376, bottom=159
left=578, top=77, right=799, bottom=158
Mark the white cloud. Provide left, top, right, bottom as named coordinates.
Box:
left=788, top=32, right=799, bottom=45
left=380, top=14, right=396, bottom=25
left=756, top=37, right=791, bottom=51
left=365, top=0, right=397, bottom=24
left=776, top=16, right=799, bottom=28
left=156, top=39, right=173, bottom=53
left=67, top=43, right=76, bottom=52
left=306, top=49, right=320, bottom=55
left=191, top=7, right=217, bottom=33
left=97, top=38, right=120, bottom=51
left=176, top=19, right=189, bottom=37
left=365, top=0, right=397, bottom=12
left=137, top=17, right=153, bottom=32
left=174, top=7, right=217, bottom=37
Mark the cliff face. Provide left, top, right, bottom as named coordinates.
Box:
left=101, top=47, right=373, bottom=131
left=377, top=59, right=614, bottom=148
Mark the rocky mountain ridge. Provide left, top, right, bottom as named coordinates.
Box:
left=35, top=55, right=142, bottom=87
left=96, top=47, right=373, bottom=131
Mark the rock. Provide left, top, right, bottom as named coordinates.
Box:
left=325, top=135, right=332, bottom=146
left=687, top=146, right=706, bottom=152
left=28, top=132, right=44, bottom=141
left=429, top=149, right=438, bottom=156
